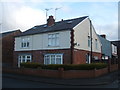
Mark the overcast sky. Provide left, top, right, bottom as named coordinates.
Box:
left=0, top=0, right=119, bottom=41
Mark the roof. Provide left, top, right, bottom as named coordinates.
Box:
left=16, top=16, right=88, bottom=37
left=111, top=40, right=120, bottom=47
left=0, top=30, right=21, bottom=38
left=98, top=35, right=112, bottom=57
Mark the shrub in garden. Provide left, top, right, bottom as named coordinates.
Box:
left=20, top=62, right=43, bottom=68
left=20, top=62, right=107, bottom=70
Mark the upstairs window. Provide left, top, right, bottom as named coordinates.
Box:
left=21, top=37, right=30, bottom=48
left=95, top=39, right=98, bottom=49
left=48, top=33, right=59, bottom=46
left=112, top=44, right=117, bottom=54
left=88, top=36, right=91, bottom=47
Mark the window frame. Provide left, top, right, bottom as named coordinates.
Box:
left=44, top=54, right=63, bottom=65
left=88, top=36, right=91, bottom=47
left=95, top=39, right=98, bottom=49
left=48, top=33, right=59, bottom=47
left=18, top=55, right=32, bottom=63
left=21, top=37, right=30, bottom=48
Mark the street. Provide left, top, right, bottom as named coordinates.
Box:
left=2, top=75, right=119, bottom=88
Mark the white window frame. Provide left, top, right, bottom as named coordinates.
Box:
left=94, top=56, right=98, bottom=60
left=95, top=39, right=98, bottom=49
left=18, top=55, right=32, bottom=67
left=88, top=36, right=91, bottom=47
left=48, top=33, right=59, bottom=47
left=112, top=44, right=117, bottom=55
left=21, top=37, right=30, bottom=48
left=44, top=54, right=63, bottom=65
left=86, top=53, right=90, bottom=64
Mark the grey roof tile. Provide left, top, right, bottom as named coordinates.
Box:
left=16, top=16, right=88, bottom=37
left=0, top=30, right=21, bottom=38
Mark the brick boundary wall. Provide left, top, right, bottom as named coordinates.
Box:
left=109, top=64, right=118, bottom=72
left=3, top=64, right=118, bottom=79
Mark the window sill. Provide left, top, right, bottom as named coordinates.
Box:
left=20, top=47, right=30, bottom=49
left=47, top=45, right=60, bottom=48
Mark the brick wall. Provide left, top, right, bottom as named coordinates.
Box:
left=73, top=49, right=102, bottom=64
left=110, top=64, right=118, bottom=72
left=14, top=48, right=102, bottom=67
left=2, top=30, right=21, bottom=67
left=3, top=67, right=109, bottom=79
left=13, top=49, right=72, bottom=67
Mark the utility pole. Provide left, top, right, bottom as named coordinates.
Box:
left=90, top=19, right=93, bottom=63
left=55, top=7, right=61, bottom=21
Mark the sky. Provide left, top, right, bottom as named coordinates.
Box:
left=0, top=0, right=119, bottom=41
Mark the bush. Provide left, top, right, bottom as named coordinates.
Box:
left=20, top=62, right=107, bottom=70
left=92, top=63, right=107, bottom=69
left=20, top=62, right=43, bottom=68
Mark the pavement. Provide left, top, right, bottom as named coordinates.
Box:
left=2, top=71, right=119, bottom=86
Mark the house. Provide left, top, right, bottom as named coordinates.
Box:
left=14, top=16, right=102, bottom=67
left=1, top=30, right=22, bottom=67
left=111, top=40, right=120, bottom=64
left=97, top=34, right=112, bottom=60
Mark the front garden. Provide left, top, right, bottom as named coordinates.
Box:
left=20, top=62, right=108, bottom=70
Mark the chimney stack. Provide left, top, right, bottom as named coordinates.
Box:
left=47, top=15, right=55, bottom=26
left=100, top=34, right=106, bottom=39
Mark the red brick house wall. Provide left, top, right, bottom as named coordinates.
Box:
left=13, top=49, right=72, bottom=67
left=73, top=49, right=101, bottom=64
left=13, top=48, right=101, bottom=67
left=2, top=30, right=21, bottom=67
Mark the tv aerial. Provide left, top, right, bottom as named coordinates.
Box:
left=55, top=7, right=62, bottom=20
left=45, top=8, right=53, bottom=21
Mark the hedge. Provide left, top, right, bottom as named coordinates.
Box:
left=20, top=62, right=107, bottom=70
left=20, top=62, right=43, bottom=68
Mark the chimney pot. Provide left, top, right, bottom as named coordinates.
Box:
left=100, top=34, right=106, bottom=39
left=47, top=15, right=55, bottom=26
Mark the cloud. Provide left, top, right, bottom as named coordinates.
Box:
left=15, top=6, right=46, bottom=31
left=1, top=2, right=46, bottom=32
left=95, top=22, right=118, bottom=41
left=1, top=1, right=118, bottom=41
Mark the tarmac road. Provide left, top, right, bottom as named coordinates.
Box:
left=2, top=72, right=119, bottom=88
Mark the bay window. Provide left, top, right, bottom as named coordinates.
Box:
left=44, top=54, right=63, bottom=65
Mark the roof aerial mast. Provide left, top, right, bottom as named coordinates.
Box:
left=55, top=7, right=61, bottom=21
left=45, top=8, right=53, bottom=22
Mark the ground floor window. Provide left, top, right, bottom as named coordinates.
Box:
left=94, top=56, right=98, bottom=60
left=18, top=55, right=32, bottom=67
left=44, top=54, right=63, bottom=65
left=86, top=53, right=90, bottom=64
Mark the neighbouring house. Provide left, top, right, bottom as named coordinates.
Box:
left=98, top=34, right=112, bottom=60
left=1, top=30, right=22, bottom=67
left=14, top=16, right=102, bottom=67
left=111, top=40, right=120, bottom=64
